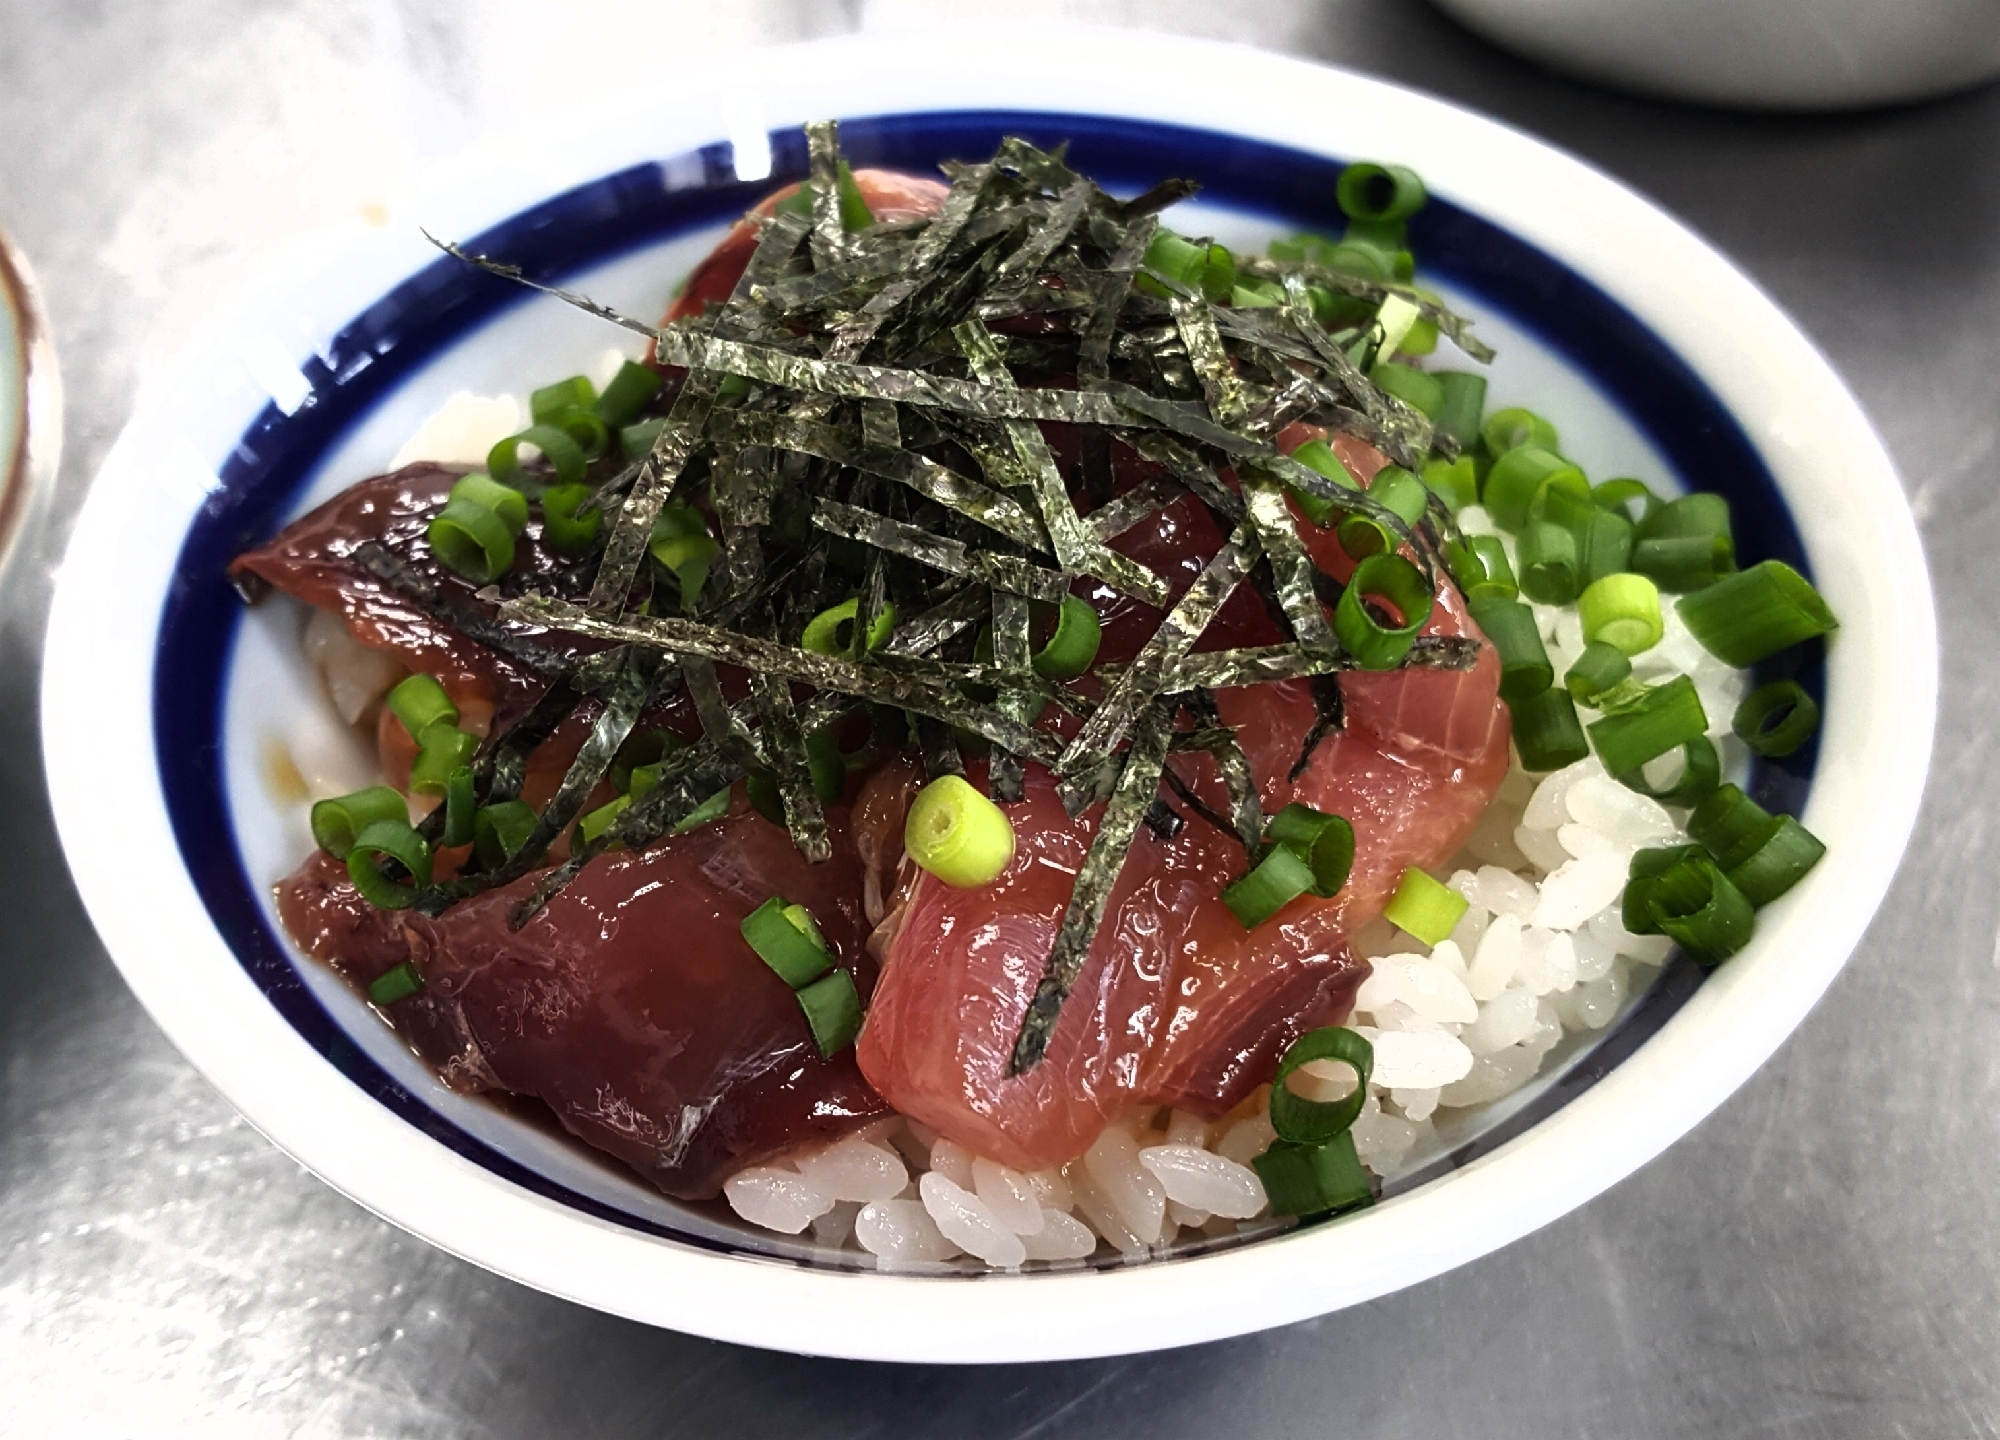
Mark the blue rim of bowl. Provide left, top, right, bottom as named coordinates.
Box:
left=151, top=110, right=1821, bottom=1263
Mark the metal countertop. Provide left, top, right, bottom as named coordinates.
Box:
left=2, top=3, right=1995, bottom=1435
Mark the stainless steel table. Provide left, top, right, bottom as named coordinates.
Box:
left=3, top=3, right=1994, bottom=1434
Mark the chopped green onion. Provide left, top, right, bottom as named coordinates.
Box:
left=1637, top=491, right=1732, bottom=546
left=671, top=785, right=733, bottom=834
left=1733, top=679, right=1820, bottom=758
left=836, top=160, right=874, bottom=231
left=1565, top=640, right=1633, bottom=703
left=1370, top=294, right=1423, bottom=364
left=310, top=785, right=408, bottom=860
left=797, top=968, right=864, bottom=1056
left=1482, top=446, right=1588, bottom=533
left=546, top=407, right=609, bottom=461
left=1631, top=534, right=1734, bottom=592
left=487, top=423, right=587, bottom=489
left=1263, top=803, right=1356, bottom=898
left=448, top=472, right=530, bottom=533
left=427, top=494, right=518, bottom=583
left=440, top=764, right=475, bottom=848
left=1221, top=843, right=1317, bottom=929
left=905, top=774, right=1016, bottom=888
left=1431, top=371, right=1488, bottom=450
left=576, top=793, right=631, bottom=847
left=1592, top=477, right=1662, bottom=526
left=1334, top=554, right=1433, bottom=669
left=1725, top=816, right=1826, bottom=905
left=368, top=961, right=424, bottom=1006
left=1621, top=843, right=1709, bottom=934
left=1467, top=594, right=1552, bottom=702
left=1573, top=507, right=1634, bottom=588
left=1140, top=232, right=1236, bottom=304
left=531, top=375, right=596, bottom=424
left=1337, top=467, right=1430, bottom=559
left=621, top=417, right=666, bottom=462
left=1269, top=1026, right=1374, bottom=1143
left=408, top=723, right=478, bottom=796
left=473, top=799, right=537, bottom=868
left=1254, top=1132, right=1373, bottom=1218
left=1384, top=868, right=1468, bottom=945
left=740, top=894, right=835, bottom=988
left=345, top=819, right=433, bottom=910
left=1509, top=685, right=1591, bottom=772
left=1586, top=675, right=1708, bottom=775
left=1337, top=163, right=1426, bottom=223
left=1032, top=595, right=1101, bottom=680
left=1421, top=455, right=1479, bottom=514
left=1677, top=561, right=1837, bottom=666
left=801, top=596, right=896, bottom=656
left=1516, top=520, right=1579, bottom=605
left=1287, top=438, right=1360, bottom=526
left=539, top=482, right=604, bottom=557
left=386, top=674, right=457, bottom=739
left=1614, top=735, right=1721, bottom=807
left=1369, top=362, right=1443, bottom=418
left=1480, top=407, right=1559, bottom=459
left=593, top=360, right=663, bottom=428
left=649, top=503, right=718, bottom=606
left=610, top=728, right=677, bottom=793
left=1642, top=852, right=1755, bottom=963
left=1577, top=572, right=1664, bottom=655
left=1687, top=784, right=1771, bottom=861
left=1449, top=534, right=1518, bottom=604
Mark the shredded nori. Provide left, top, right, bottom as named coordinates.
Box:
left=394, top=123, right=1494, bottom=1067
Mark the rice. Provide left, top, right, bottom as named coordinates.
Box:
left=724, top=507, right=1742, bottom=1268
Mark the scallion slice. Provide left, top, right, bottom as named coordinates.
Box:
left=621, top=417, right=666, bottom=462
left=740, top=894, right=835, bottom=988
left=448, top=472, right=529, bottom=533
left=1286, top=438, right=1359, bottom=527
left=473, top=799, right=538, bottom=868
left=427, top=495, right=517, bottom=583
left=1337, top=467, right=1430, bottom=559
left=575, top=793, right=631, bottom=848
left=1643, top=852, right=1755, bottom=963
left=1421, top=455, right=1479, bottom=514
left=1384, top=867, right=1469, bottom=945
left=1615, top=735, right=1721, bottom=807
left=408, top=723, right=478, bottom=796
left=530, top=375, right=596, bottom=424
left=440, top=764, right=476, bottom=848
left=1337, top=163, right=1426, bottom=223
left=649, top=503, right=719, bottom=606
left=1483, top=446, right=1587, bottom=533
left=385, top=674, right=457, bottom=739
left=801, top=596, right=896, bottom=657
left=1263, top=803, right=1356, bottom=898
left=1467, top=594, right=1552, bottom=702
left=1517, top=519, right=1579, bottom=605
left=1577, top=572, right=1664, bottom=655
left=1431, top=371, right=1488, bottom=451
left=1631, top=534, right=1734, bottom=592
left=1254, top=1132, right=1372, bottom=1218
left=593, top=361, right=663, bottom=428
left=540, top=482, right=604, bottom=557
left=670, top=785, right=732, bottom=835
left=1565, top=640, right=1632, bottom=704
left=1032, top=596, right=1102, bottom=680
left=1480, top=407, right=1559, bottom=459
left=1369, top=362, right=1444, bottom=418
left=1622, top=843, right=1708, bottom=935
left=488, top=423, right=587, bottom=490
left=1592, top=477, right=1662, bottom=526
left=368, top=961, right=424, bottom=1007
left=1732, top=679, right=1819, bottom=758
left=1334, top=554, right=1432, bottom=670
left=797, top=969, right=864, bottom=1056
left=1677, top=561, right=1837, bottom=667
left=310, top=785, right=408, bottom=860
left=1268, top=1025, right=1374, bottom=1143
left=345, top=819, right=433, bottom=910
left=1509, top=685, right=1591, bottom=772
left=1725, top=816, right=1826, bottom=905
left=1586, top=676, right=1707, bottom=775
left=905, top=774, right=1015, bottom=888
left=1687, top=784, right=1772, bottom=862
left=1574, top=507, right=1635, bottom=588
left=1221, top=843, right=1316, bottom=929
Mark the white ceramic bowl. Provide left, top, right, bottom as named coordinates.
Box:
left=42, top=30, right=1933, bottom=1362
left=1430, top=0, right=2000, bottom=110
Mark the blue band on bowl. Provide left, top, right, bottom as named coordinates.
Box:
left=152, top=110, right=1819, bottom=1251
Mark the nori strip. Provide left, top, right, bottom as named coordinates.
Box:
left=1171, top=294, right=1251, bottom=428
left=1238, top=465, right=1335, bottom=649
left=589, top=368, right=717, bottom=611
left=1240, top=250, right=1496, bottom=363
left=860, top=399, right=900, bottom=449
left=749, top=246, right=911, bottom=311
left=809, top=498, right=1069, bottom=602
left=1009, top=703, right=1175, bottom=1075
left=753, top=671, right=832, bottom=862
left=916, top=714, right=965, bottom=780
left=1156, top=634, right=1480, bottom=691
left=884, top=580, right=988, bottom=655
left=805, top=119, right=850, bottom=267
left=831, top=161, right=993, bottom=359
left=991, top=176, right=1094, bottom=283
left=1289, top=673, right=1347, bottom=783
left=1056, top=523, right=1260, bottom=777
left=1078, top=214, right=1157, bottom=386
left=503, top=593, right=1065, bottom=765
left=988, top=589, right=1033, bottom=802
left=350, top=542, right=571, bottom=675
left=1109, top=176, right=1199, bottom=219
left=1120, top=431, right=1246, bottom=523
left=1085, top=472, right=1185, bottom=542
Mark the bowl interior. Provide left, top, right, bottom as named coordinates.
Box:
left=152, top=110, right=1823, bottom=1271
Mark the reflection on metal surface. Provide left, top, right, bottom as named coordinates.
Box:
left=0, top=231, right=60, bottom=586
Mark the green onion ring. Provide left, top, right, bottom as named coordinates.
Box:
left=1614, top=734, right=1721, bottom=808
left=1732, top=679, right=1820, bottom=758
left=440, top=764, right=476, bottom=848
left=310, top=785, right=408, bottom=860
left=1031, top=595, right=1102, bottom=680
left=346, top=820, right=433, bottom=910
left=1335, top=554, right=1432, bottom=670
left=487, top=423, right=587, bottom=490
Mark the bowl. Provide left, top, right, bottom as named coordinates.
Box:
left=41, top=29, right=1934, bottom=1362
left=1429, top=0, right=2000, bottom=110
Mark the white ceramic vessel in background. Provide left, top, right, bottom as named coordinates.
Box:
left=1432, top=0, right=2000, bottom=110
left=42, top=30, right=1934, bottom=1362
